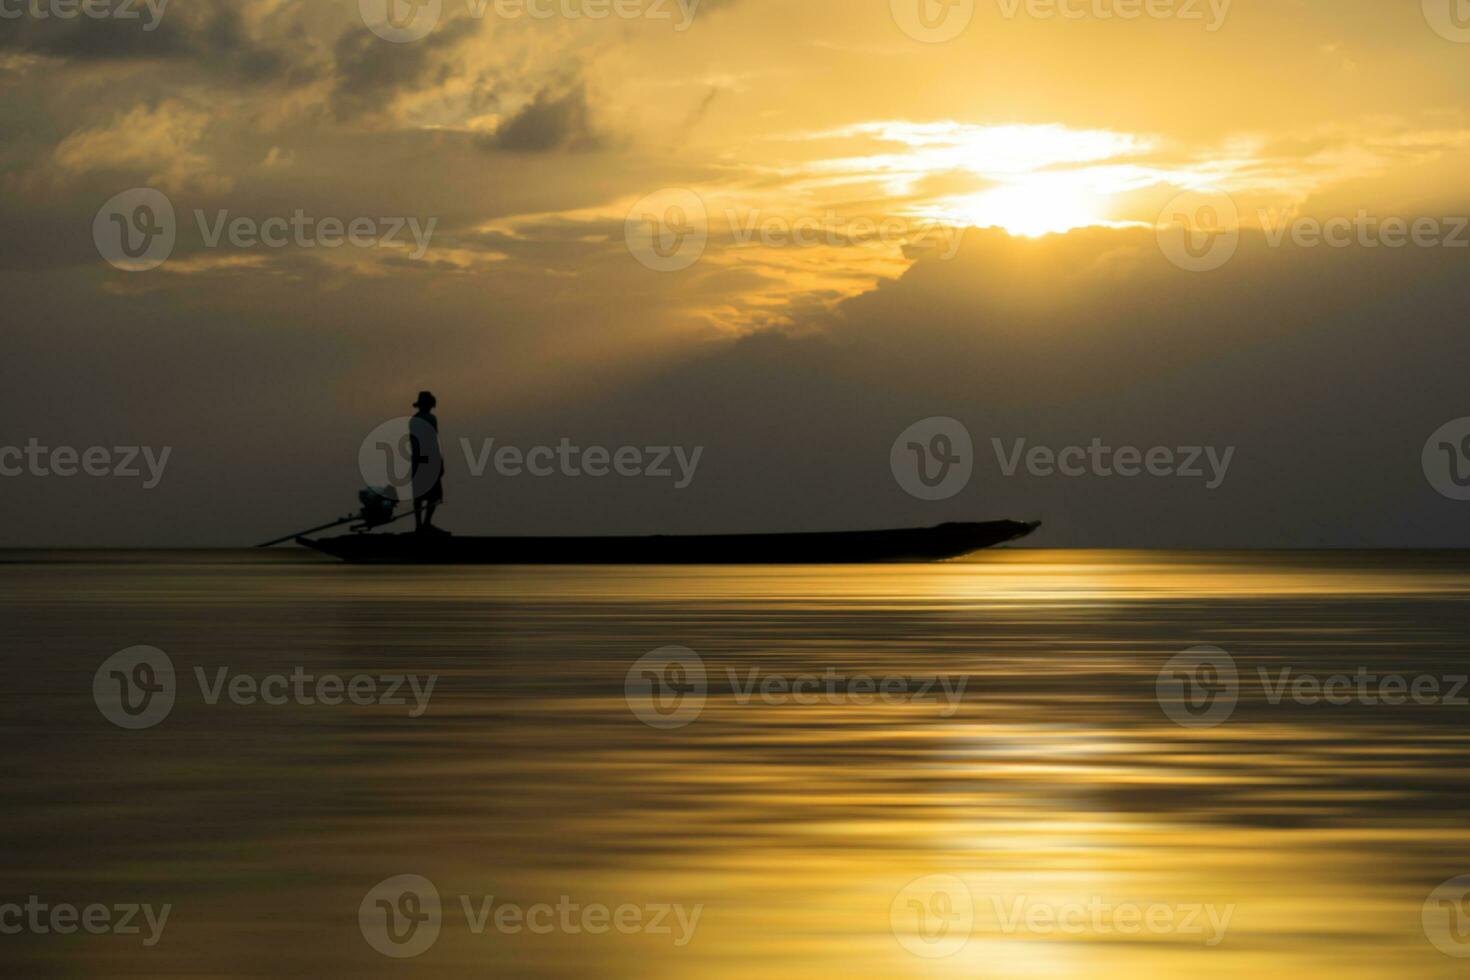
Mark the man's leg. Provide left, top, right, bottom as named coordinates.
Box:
left=413, top=498, right=425, bottom=531
left=423, top=502, right=438, bottom=528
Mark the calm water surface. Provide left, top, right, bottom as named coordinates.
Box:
left=3, top=550, right=1470, bottom=977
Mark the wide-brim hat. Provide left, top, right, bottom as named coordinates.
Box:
left=413, top=390, right=437, bottom=409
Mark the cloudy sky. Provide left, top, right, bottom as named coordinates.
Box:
left=4, top=0, right=1470, bottom=547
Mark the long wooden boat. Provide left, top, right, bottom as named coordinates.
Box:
left=297, top=520, right=1040, bottom=565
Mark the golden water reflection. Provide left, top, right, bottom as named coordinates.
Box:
left=2, top=550, right=1469, bottom=977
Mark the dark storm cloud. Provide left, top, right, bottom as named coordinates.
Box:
left=328, top=16, right=479, bottom=121
left=0, top=2, right=297, bottom=83
left=481, top=80, right=603, bottom=153
left=191, top=6, right=294, bottom=83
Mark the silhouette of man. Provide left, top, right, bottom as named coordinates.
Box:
left=409, top=391, right=444, bottom=534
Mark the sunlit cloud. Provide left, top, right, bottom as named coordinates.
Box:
left=800, top=122, right=1188, bottom=236
left=812, top=121, right=1155, bottom=175
left=52, top=100, right=229, bottom=194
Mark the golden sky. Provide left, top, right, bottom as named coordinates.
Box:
left=7, top=1, right=1469, bottom=323
left=4, top=0, right=1470, bottom=545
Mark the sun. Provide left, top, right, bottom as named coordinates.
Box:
left=945, top=176, right=1112, bottom=238
left=813, top=122, right=1152, bottom=238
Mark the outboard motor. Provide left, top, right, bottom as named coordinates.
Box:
left=355, top=487, right=399, bottom=530
left=256, top=486, right=406, bottom=548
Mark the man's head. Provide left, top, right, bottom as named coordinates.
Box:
left=413, top=391, right=437, bottom=412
